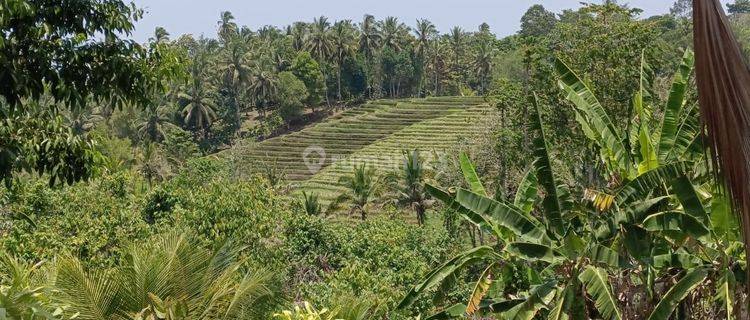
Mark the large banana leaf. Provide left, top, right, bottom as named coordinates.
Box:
left=455, top=188, right=550, bottom=244
left=425, top=183, right=501, bottom=238
left=633, top=50, right=658, bottom=174
left=665, top=103, right=702, bottom=162
left=714, top=269, right=735, bottom=319
left=647, top=267, right=709, bottom=320
left=642, top=211, right=710, bottom=239
left=615, top=162, right=689, bottom=205
left=513, top=168, right=538, bottom=215
left=652, top=253, right=702, bottom=269
left=671, top=175, right=710, bottom=226
left=657, top=49, right=695, bottom=163
left=556, top=58, right=632, bottom=179
left=529, top=94, right=565, bottom=237
left=465, top=263, right=496, bottom=315
left=710, top=193, right=740, bottom=242
left=397, top=246, right=499, bottom=309
left=505, top=242, right=559, bottom=263
left=459, top=152, right=487, bottom=196
left=501, top=281, right=557, bottom=320
left=548, top=287, right=571, bottom=320
left=578, top=266, right=622, bottom=320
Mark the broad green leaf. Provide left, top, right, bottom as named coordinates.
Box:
left=502, top=281, right=557, bottom=320
left=579, top=266, right=622, bottom=320
left=529, top=94, right=564, bottom=237
left=671, top=175, right=710, bottom=226
left=652, top=253, right=702, bottom=269
left=647, top=267, right=708, bottom=320
left=397, top=246, right=499, bottom=309
left=615, top=162, right=689, bottom=205
left=548, top=287, right=573, bottom=320
left=506, top=242, right=558, bottom=263
left=710, top=193, right=739, bottom=242
left=513, top=168, right=538, bottom=215
left=634, top=50, right=658, bottom=174
left=555, top=58, right=632, bottom=180
left=466, top=263, right=496, bottom=315
left=425, top=303, right=467, bottom=320
left=657, top=49, right=695, bottom=163
left=589, top=245, right=619, bottom=268
left=425, top=183, right=502, bottom=239
left=642, top=211, right=710, bottom=239
left=714, top=269, right=735, bottom=319
left=456, top=189, right=550, bottom=244
left=459, top=152, right=487, bottom=196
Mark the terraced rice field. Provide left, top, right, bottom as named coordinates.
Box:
left=225, top=96, right=495, bottom=203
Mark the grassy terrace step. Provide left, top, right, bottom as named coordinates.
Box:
left=222, top=97, right=492, bottom=202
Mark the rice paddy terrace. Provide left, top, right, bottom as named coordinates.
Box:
left=227, top=96, right=495, bottom=203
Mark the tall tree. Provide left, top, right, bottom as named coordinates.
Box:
left=330, top=20, right=357, bottom=101
left=0, top=0, right=176, bottom=186
left=728, top=0, right=750, bottom=14
left=358, top=14, right=382, bottom=97
left=380, top=16, right=409, bottom=52
left=306, top=16, right=332, bottom=61
left=519, top=4, right=558, bottom=38
left=217, top=11, right=238, bottom=43
left=414, top=19, right=437, bottom=96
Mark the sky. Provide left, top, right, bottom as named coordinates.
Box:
left=128, top=0, right=732, bottom=43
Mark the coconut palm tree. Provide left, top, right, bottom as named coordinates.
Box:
left=449, top=27, right=466, bottom=77
left=249, top=62, right=279, bottom=117
left=413, top=19, right=436, bottom=57
left=330, top=20, right=357, bottom=101
left=217, top=11, right=238, bottom=43
left=335, top=164, right=379, bottom=220
left=413, top=19, right=437, bottom=96
left=358, top=14, right=381, bottom=97
left=380, top=16, right=409, bottom=52
left=306, top=16, right=332, bottom=62
left=53, top=232, right=280, bottom=319
left=179, top=74, right=217, bottom=133
left=149, top=27, right=170, bottom=44
left=136, top=103, right=175, bottom=143
left=473, top=40, right=494, bottom=94
left=288, top=22, right=308, bottom=52
left=385, top=150, right=430, bottom=225
left=358, top=14, right=381, bottom=60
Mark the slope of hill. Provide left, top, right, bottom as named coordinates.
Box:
left=223, top=96, right=494, bottom=203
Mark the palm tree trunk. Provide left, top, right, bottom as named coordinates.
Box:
left=337, top=63, right=342, bottom=102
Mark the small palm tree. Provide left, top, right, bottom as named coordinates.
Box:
left=385, top=150, right=430, bottom=225
left=179, top=46, right=218, bottom=134
left=301, top=191, right=322, bottom=216
left=136, top=103, right=175, bottom=143
left=249, top=63, right=279, bottom=117
left=54, top=232, right=280, bottom=319
left=335, top=164, right=378, bottom=220
left=217, top=11, right=238, bottom=43
left=0, top=253, right=54, bottom=319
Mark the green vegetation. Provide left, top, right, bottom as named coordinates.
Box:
left=2, top=0, right=750, bottom=319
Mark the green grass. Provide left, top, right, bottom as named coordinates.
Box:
left=222, top=96, right=495, bottom=202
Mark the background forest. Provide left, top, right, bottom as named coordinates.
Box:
left=2, top=0, right=750, bottom=319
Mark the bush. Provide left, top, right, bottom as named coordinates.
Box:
left=277, top=71, right=308, bottom=124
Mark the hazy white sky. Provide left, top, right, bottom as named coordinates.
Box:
left=128, top=0, right=733, bottom=42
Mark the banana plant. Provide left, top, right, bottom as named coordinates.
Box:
left=399, top=92, right=738, bottom=319
left=556, top=49, right=700, bottom=184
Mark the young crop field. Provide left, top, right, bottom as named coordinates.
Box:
left=224, top=96, right=494, bottom=203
